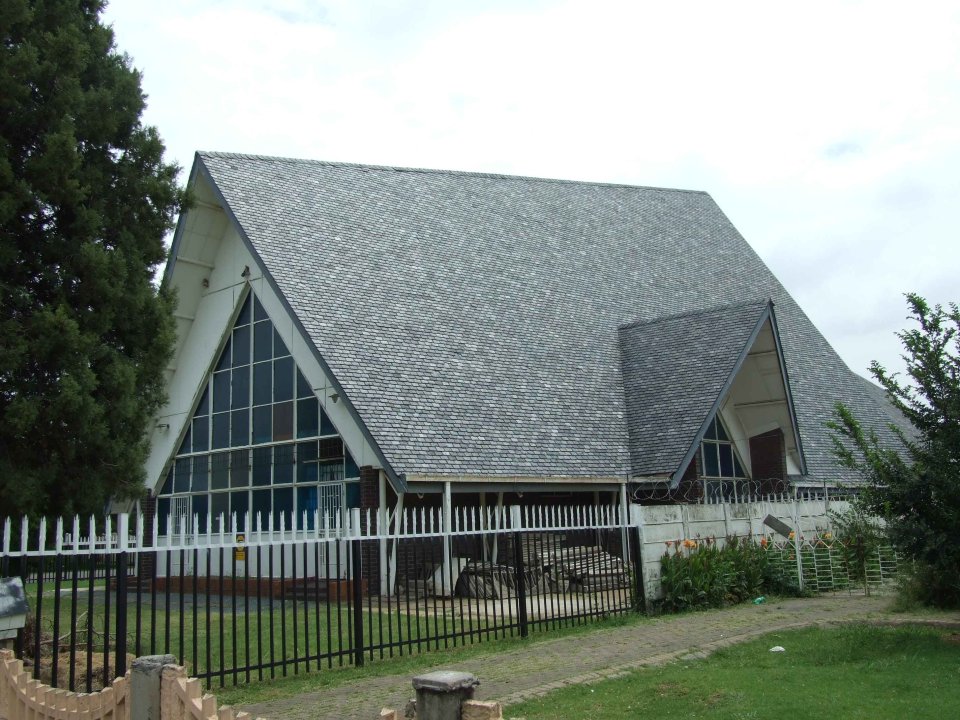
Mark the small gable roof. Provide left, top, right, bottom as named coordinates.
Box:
left=620, top=300, right=782, bottom=479
left=178, top=152, right=901, bottom=486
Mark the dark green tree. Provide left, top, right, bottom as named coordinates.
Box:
left=0, top=0, right=183, bottom=517
left=831, top=293, right=960, bottom=607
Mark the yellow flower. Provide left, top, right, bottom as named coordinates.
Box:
left=682, top=539, right=697, bottom=549
left=788, top=531, right=795, bottom=540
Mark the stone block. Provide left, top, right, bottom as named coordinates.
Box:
left=462, top=700, right=503, bottom=720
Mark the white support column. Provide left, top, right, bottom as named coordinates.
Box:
left=388, top=491, right=404, bottom=594
left=378, top=471, right=388, bottom=595
left=491, top=492, right=504, bottom=564
left=479, top=492, right=488, bottom=562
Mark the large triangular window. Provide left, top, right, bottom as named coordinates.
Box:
left=157, top=291, right=359, bottom=533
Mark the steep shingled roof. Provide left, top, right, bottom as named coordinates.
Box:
left=192, top=152, right=898, bottom=483
left=619, top=300, right=772, bottom=478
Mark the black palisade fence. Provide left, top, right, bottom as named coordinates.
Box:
left=0, top=504, right=641, bottom=692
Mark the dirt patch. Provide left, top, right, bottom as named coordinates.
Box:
left=943, top=633, right=960, bottom=646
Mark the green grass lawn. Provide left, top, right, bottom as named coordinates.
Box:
left=507, top=624, right=960, bottom=720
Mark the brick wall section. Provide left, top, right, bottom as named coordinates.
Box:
left=749, top=428, right=788, bottom=494
left=358, top=466, right=381, bottom=594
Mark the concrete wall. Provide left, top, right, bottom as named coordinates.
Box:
left=632, top=498, right=849, bottom=600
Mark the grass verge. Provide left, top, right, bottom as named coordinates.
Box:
left=507, top=624, right=960, bottom=720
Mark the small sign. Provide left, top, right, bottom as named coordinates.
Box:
left=234, top=534, right=246, bottom=561
left=762, top=515, right=794, bottom=540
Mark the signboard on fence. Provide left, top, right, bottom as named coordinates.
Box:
left=234, top=534, right=245, bottom=561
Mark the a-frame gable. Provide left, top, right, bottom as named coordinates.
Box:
left=619, top=300, right=806, bottom=486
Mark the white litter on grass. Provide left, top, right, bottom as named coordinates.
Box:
left=769, top=646, right=786, bottom=652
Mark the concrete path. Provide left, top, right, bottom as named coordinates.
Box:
left=238, top=595, right=960, bottom=720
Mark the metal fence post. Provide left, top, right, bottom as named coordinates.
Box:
left=512, top=530, right=528, bottom=638
left=351, top=537, right=364, bottom=666
left=631, top=524, right=646, bottom=613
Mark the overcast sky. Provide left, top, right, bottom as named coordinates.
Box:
left=102, top=0, right=959, bottom=382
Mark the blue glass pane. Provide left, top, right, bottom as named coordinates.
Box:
left=174, top=458, right=191, bottom=493
left=253, top=295, right=268, bottom=322
left=273, top=401, right=293, bottom=441
left=703, top=443, right=720, bottom=476
left=716, top=418, right=730, bottom=441
left=215, top=338, right=231, bottom=372
left=252, top=447, right=271, bottom=486
left=231, top=449, right=249, bottom=487
left=345, top=448, right=359, bottom=478
left=252, top=405, right=272, bottom=444
left=178, top=426, right=191, bottom=456
left=192, top=455, right=208, bottom=491
left=297, top=397, right=319, bottom=438
left=192, top=416, right=209, bottom=452
left=252, top=489, right=271, bottom=526
left=719, top=443, right=734, bottom=477
left=298, top=440, right=318, bottom=464
left=297, top=487, right=318, bottom=529
left=211, top=493, right=229, bottom=530
left=703, top=418, right=717, bottom=440
left=213, top=371, right=230, bottom=413
left=211, top=451, right=230, bottom=489
left=212, top=412, right=230, bottom=449
left=274, top=445, right=294, bottom=484
left=161, top=468, right=173, bottom=495
left=253, top=321, right=272, bottom=362
left=320, top=406, right=335, bottom=436
left=230, top=408, right=249, bottom=447
left=274, top=357, right=293, bottom=402
left=298, top=461, right=318, bottom=484
left=273, top=487, right=293, bottom=529
left=345, top=482, right=361, bottom=508
left=296, top=370, right=311, bottom=398
left=232, top=491, right=248, bottom=531
left=195, top=386, right=209, bottom=416
left=192, top=494, right=208, bottom=531
left=253, top=362, right=271, bottom=406
left=232, top=324, right=250, bottom=367
left=231, top=366, right=249, bottom=410
left=236, top=294, right=252, bottom=326
left=274, top=328, right=289, bottom=358
left=157, top=498, right=170, bottom=534
left=734, top=454, right=747, bottom=478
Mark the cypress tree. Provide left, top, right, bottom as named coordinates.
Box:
left=0, top=0, right=183, bottom=516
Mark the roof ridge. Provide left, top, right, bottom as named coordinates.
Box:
left=619, top=298, right=771, bottom=332
left=196, top=150, right=711, bottom=196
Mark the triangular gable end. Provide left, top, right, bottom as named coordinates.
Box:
left=155, top=288, right=367, bottom=532
left=670, top=302, right=806, bottom=487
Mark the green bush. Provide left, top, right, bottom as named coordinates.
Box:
left=659, top=537, right=799, bottom=612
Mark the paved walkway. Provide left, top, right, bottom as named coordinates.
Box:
left=239, top=595, right=960, bottom=720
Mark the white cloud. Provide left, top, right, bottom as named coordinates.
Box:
left=103, top=0, right=960, bottom=380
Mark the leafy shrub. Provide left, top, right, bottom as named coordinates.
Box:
left=658, top=537, right=798, bottom=612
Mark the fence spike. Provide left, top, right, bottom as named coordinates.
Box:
left=55, top=517, right=64, bottom=553
left=118, top=514, right=129, bottom=551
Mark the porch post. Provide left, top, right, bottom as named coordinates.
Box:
left=388, top=491, right=404, bottom=594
